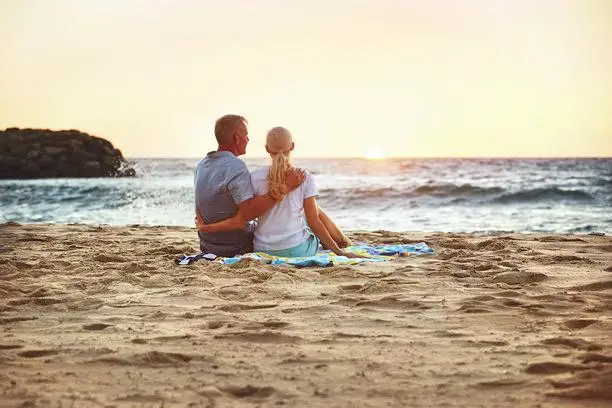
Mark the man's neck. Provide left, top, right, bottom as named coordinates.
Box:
left=217, top=145, right=240, bottom=156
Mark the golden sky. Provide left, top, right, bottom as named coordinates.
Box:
left=1, top=0, right=611, bottom=158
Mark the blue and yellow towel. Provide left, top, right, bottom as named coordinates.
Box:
left=175, top=242, right=433, bottom=267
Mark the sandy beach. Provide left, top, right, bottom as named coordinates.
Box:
left=0, top=223, right=610, bottom=407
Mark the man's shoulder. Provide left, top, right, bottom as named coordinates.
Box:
left=197, top=152, right=247, bottom=171
left=223, top=153, right=248, bottom=172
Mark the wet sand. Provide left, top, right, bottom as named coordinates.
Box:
left=0, top=223, right=611, bottom=407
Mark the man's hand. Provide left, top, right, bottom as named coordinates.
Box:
left=284, top=167, right=305, bottom=193
left=196, top=209, right=247, bottom=233
left=195, top=211, right=206, bottom=231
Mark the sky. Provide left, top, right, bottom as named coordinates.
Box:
left=1, top=0, right=611, bottom=158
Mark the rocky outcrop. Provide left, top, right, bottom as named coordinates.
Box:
left=0, top=128, right=136, bottom=179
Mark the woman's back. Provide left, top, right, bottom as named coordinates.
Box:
left=250, top=166, right=318, bottom=251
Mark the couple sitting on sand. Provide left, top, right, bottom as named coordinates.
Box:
left=195, top=114, right=359, bottom=259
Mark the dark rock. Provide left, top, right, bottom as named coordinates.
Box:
left=0, top=128, right=135, bottom=179
left=38, top=155, right=53, bottom=167
left=43, top=146, right=64, bottom=156
left=20, top=162, right=40, bottom=175
left=67, top=139, right=84, bottom=150
left=0, top=156, right=21, bottom=169
left=25, top=149, right=41, bottom=160
left=82, top=161, right=101, bottom=177
left=74, top=149, right=99, bottom=162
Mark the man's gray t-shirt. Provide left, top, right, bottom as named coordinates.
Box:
left=195, top=151, right=256, bottom=256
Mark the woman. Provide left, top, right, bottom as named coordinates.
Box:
left=196, top=126, right=357, bottom=258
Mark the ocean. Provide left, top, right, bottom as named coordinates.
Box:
left=1, top=158, right=611, bottom=234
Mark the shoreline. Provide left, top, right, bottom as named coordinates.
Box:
left=1, top=224, right=611, bottom=407
left=1, top=221, right=609, bottom=237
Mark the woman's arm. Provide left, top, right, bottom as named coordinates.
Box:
left=195, top=210, right=246, bottom=233
left=195, top=168, right=305, bottom=233
left=303, top=197, right=359, bottom=258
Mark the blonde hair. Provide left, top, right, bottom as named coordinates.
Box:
left=266, top=127, right=294, bottom=201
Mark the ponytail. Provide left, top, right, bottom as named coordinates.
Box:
left=268, top=152, right=292, bottom=201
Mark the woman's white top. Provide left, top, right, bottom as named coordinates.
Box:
left=250, top=167, right=318, bottom=250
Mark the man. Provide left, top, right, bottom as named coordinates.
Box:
left=194, top=114, right=303, bottom=257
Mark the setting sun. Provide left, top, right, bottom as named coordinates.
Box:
left=364, top=148, right=386, bottom=160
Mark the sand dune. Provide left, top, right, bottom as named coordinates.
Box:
left=0, top=223, right=611, bottom=407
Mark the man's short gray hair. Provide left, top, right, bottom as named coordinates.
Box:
left=214, top=114, right=247, bottom=145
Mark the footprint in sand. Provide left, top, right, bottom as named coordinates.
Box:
left=579, top=353, right=612, bottom=363
left=206, top=320, right=228, bottom=330
left=476, top=239, right=508, bottom=251
left=332, top=332, right=368, bottom=339
left=438, top=239, right=478, bottom=251
left=541, top=337, right=602, bottom=351
left=499, top=298, right=524, bottom=307
left=18, top=349, right=60, bottom=358
left=456, top=297, right=496, bottom=313
left=592, top=244, right=612, bottom=252
left=354, top=296, right=432, bottom=310
left=281, top=305, right=336, bottom=315
left=547, top=367, right=612, bottom=400
left=536, top=236, right=586, bottom=243
left=457, top=305, right=493, bottom=314
left=32, top=297, right=65, bottom=306
left=7, top=299, right=32, bottom=306
left=473, top=263, right=499, bottom=272
left=492, top=271, right=547, bottom=285
left=220, top=385, right=276, bottom=400
left=261, top=320, right=290, bottom=329
left=83, top=323, right=113, bottom=331
left=493, top=290, right=525, bottom=298
left=475, top=379, right=526, bottom=388
left=213, top=331, right=302, bottom=344
left=217, top=303, right=278, bottom=312
left=538, top=254, right=593, bottom=264
left=563, top=319, right=599, bottom=330
left=86, top=226, right=106, bottom=232
left=525, top=361, right=589, bottom=375
left=26, top=287, right=57, bottom=298
left=570, top=280, right=612, bottom=291
left=450, top=271, right=470, bottom=278
left=0, top=316, right=38, bottom=324
left=461, top=339, right=509, bottom=347
left=339, top=284, right=364, bottom=292
left=0, top=344, right=23, bottom=350
left=430, top=330, right=468, bottom=338
left=13, top=261, right=39, bottom=270
left=498, top=261, right=522, bottom=268
left=96, top=351, right=193, bottom=366
left=93, top=254, right=128, bottom=263
left=152, top=334, right=195, bottom=341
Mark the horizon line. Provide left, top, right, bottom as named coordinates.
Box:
left=127, top=155, right=612, bottom=160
